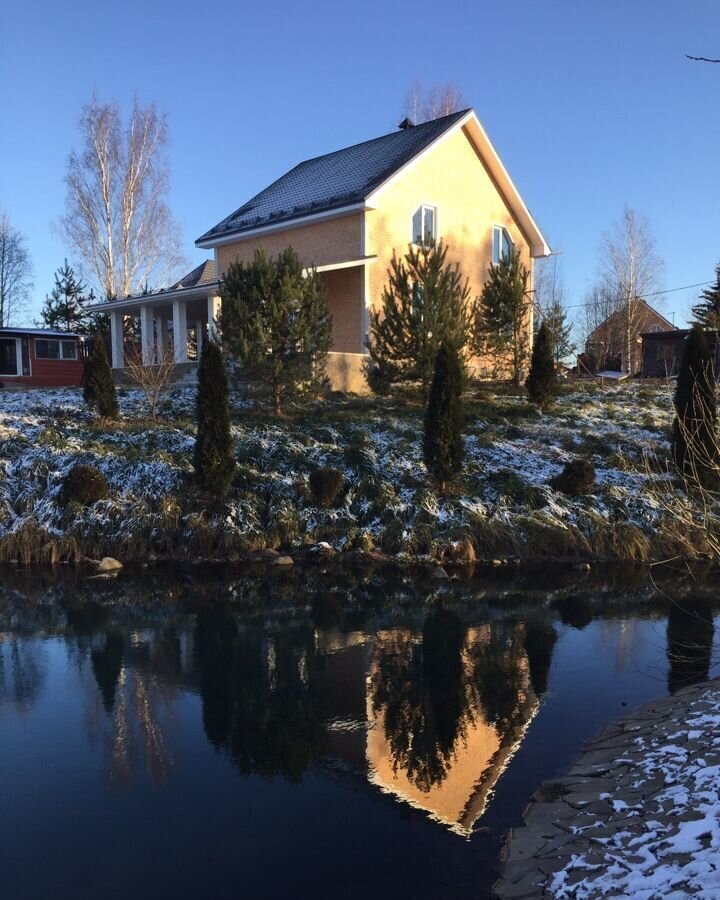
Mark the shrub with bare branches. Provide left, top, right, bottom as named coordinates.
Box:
left=123, top=343, right=176, bottom=421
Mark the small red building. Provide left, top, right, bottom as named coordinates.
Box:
left=0, top=328, right=85, bottom=388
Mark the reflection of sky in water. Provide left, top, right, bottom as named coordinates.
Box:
left=0, top=586, right=718, bottom=900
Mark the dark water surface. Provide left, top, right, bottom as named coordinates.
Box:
left=1, top=563, right=719, bottom=900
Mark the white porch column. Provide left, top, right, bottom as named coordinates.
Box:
left=140, top=305, right=155, bottom=364
left=110, top=311, right=124, bottom=369
left=196, top=320, right=204, bottom=359
left=157, top=310, right=171, bottom=356
left=207, top=295, right=221, bottom=343
left=172, top=299, right=188, bottom=363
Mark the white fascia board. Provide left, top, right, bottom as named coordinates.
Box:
left=84, top=282, right=221, bottom=314
left=367, top=111, right=551, bottom=259
left=313, top=256, right=377, bottom=273
left=366, top=111, right=474, bottom=203
left=195, top=203, right=369, bottom=249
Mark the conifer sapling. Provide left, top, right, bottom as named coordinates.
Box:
left=84, top=332, right=119, bottom=420
left=423, top=344, right=465, bottom=492
left=193, top=341, right=235, bottom=498
left=672, top=323, right=718, bottom=488
left=526, top=321, right=558, bottom=410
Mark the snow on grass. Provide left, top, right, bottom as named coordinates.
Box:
left=0, top=381, right=698, bottom=560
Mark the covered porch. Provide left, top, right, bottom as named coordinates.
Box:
left=88, top=282, right=221, bottom=374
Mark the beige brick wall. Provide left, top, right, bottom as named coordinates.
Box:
left=216, top=212, right=363, bottom=272
left=367, top=124, right=534, bottom=302
left=367, top=124, right=535, bottom=374
left=320, top=267, right=364, bottom=353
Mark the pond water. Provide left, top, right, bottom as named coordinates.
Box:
left=1, top=563, right=719, bottom=900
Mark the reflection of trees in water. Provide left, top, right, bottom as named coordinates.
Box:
left=523, top=621, right=557, bottom=698
left=667, top=597, right=715, bottom=694
left=371, top=609, right=468, bottom=793
left=72, top=622, right=183, bottom=786
left=0, top=638, right=47, bottom=711
left=554, top=596, right=594, bottom=630
left=465, top=621, right=530, bottom=739
left=194, top=605, right=328, bottom=782
left=371, top=611, right=553, bottom=795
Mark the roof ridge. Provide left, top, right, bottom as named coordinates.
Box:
left=290, top=108, right=471, bottom=170
left=196, top=109, right=472, bottom=245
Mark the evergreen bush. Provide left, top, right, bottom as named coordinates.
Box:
left=222, top=247, right=332, bottom=414
left=61, top=464, right=109, bottom=507
left=308, top=467, right=345, bottom=507
left=475, top=249, right=531, bottom=385
left=526, top=321, right=558, bottom=410
left=83, top=332, right=119, bottom=420
left=423, top=344, right=465, bottom=491
left=671, top=323, right=718, bottom=487
left=550, top=458, right=596, bottom=495
left=367, top=241, right=472, bottom=394
left=193, top=342, right=235, bottom=498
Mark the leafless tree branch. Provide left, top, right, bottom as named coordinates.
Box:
left=60, top=96, right=186, bottom=301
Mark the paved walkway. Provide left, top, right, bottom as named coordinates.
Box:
left=493, top=678, right=720, bottom=899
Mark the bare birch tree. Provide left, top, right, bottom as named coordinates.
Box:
left=0, top=213, right=33, bottom=326
left=402, top=82, right=466, bottom=124
left=599, top=206, right=664, bottom=373
left=60, top=97, right=185, bottom=301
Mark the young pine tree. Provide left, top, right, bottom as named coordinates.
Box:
left=221, top=247, right=332, bottom=415
left=543, top=297, right=574, bottom=365
left=672, top=323, right=718, bottom=488
left=423, top=344, right=465, bottom=492
left=475, top=249, right=531, bottom=386
left=40, top=260, right=95, bottom=333
left=193, top=342, right=235, bottom=498
left=691, top=262, right=720, bottom=330
left=84, top=332, right=119, bottom=419
left=526, top=321, right=558, bottom=410
left=368, top=241, right=472, bottom=394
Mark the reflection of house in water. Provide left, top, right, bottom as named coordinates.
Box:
left=317, top=619, right=544, bottom=836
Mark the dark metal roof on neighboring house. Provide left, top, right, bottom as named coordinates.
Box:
left=168, top=259, right=218, bottom=290
left=196, top=110, right=471, bottom=244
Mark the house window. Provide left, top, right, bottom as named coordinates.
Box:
left=492, top=225, right=514, bottom=264
left=35, top=339, right=77, bottom=360
left=412, top=205, right=437, bottom=246
left=0, top=338, right=18, bottom=375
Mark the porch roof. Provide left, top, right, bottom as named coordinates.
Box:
left=84, top=280, right=221, bottom=315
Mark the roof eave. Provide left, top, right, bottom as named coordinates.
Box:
left=366, top=110, right=551, bottom=258
left=84, top=281, right=221, bottom=312
left=195, top=202, right=369, bottom=249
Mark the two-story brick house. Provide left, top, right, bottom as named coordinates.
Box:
left=98, top=109, right=550, bottom=390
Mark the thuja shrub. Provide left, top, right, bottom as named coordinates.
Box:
left=550, top=458, right=596, bottom=496
left=309, top=467, right=345, bottom=507
left=61, top=464, right=110, bottom=507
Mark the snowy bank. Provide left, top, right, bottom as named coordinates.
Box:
left=494, top=677, right=720, bottom=899
left=0, top=381, right=712, bottom=564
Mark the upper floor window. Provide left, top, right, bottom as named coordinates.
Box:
left=412, top=205, right=437, bottom=246
left=35, top=338, right=77, bottom=360
left=492, top=225, right=514, bottom=264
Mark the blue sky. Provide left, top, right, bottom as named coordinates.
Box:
left=1, top=0, right=719, bottom=329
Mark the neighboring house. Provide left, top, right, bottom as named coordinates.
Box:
left=92, top=108, right=550, bottom=390
left=641, top=328, right=720, bottom=378
left=585, top=299, right=675, bottom=375
left=0, top=328, right=84, bottom=388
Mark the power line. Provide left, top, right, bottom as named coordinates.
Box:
left=562, top=280, right=713, bottom=311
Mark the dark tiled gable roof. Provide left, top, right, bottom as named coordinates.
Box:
left=169, top=259, right=218, bottom=289
left=197, top=110, right=470, bottom=244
